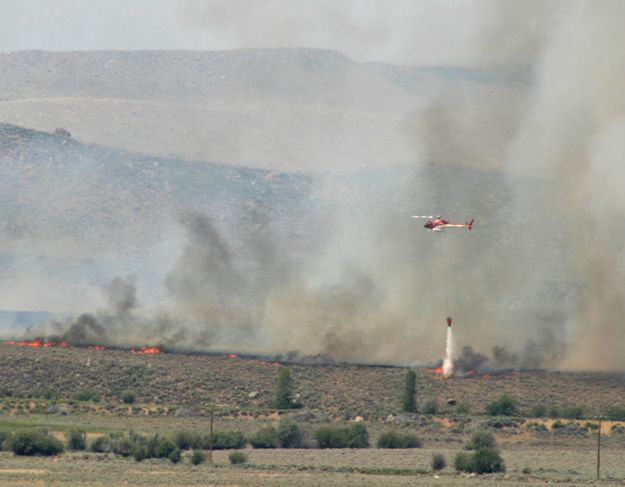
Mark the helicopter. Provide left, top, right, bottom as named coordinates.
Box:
left=412, top=215, right=474, bottom=232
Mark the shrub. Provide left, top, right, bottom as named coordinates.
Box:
left=315, top=426, right=348, bottom=448
left=315, top=423, right=369, bottom=449
left=454, top=452, right=473, bottom=472
left=156, top=439, right=178, bottom=459
left=274, top=368, right=295, bottom=409
left=111, top=437, right=134, bottom=457
left=191, top=449, right=207, bottom=465
left=377, top=431, right=422, bottom=448
left=65, top=429, right=86, bottom=451
left=465, top=430, right=496, bottom=451
left=558, top=405, right=585, bottom=419
left=530, top=405, right=547, bottom=418
left=132, top=445, right=148, bottom=462
left=229, top=451, right=247, bottom=464
left=432, top=453, right=446, bottom=471
left=485, top=394, right=518, bottom=416
left=456, top=401, right=471, bottom=415
left=250, top=426, right=278, bottom=449
left=11, top=431, right=64, bottom=456
left=173, top=431, right=202, bottom=450
left=121, top=391, right=136, bottom=404
left=72, top=389, right=100, bottom=402
left=0, top=432, right=11, bottom=451
left=347, top=422, right=369, bottom=448
left=422, top=399, right=439, bottom=415
left=401, top=369, right=417, bottom=413
left=90, top=435, right=112, bottom=453
left=276, top=418, right=302, bottom=448
left=472, top=448, right=506, bottom=474
left=605, top=406, right=625, bottom=421
left=168, top=447, right=182, bottom=463
left=210, top=431, right=246, bottom=450
left=34, top=387, right=58, bottom=400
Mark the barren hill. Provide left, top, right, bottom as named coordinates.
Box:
left=0, top=49, right=525, bottom=171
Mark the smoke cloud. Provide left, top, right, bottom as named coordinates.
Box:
left=4, top=1, right=625, bottom=371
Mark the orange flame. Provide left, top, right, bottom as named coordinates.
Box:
left=2, top=338, right=68, bottom=348
left=130, top=346, right=161, bottom=354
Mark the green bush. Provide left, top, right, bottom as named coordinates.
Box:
left=11, top=431, right=64, bottom=456
left=72, top=389, right=100, bottom=402
left=274, top=368, right=296, bottom=409
left=558, top=405, right=585, bottom=419
left=454, top=451, right=473, bottom=472
left=530, top=405, right=547, bottom=418
left=191, top=449, right=207, bottom=465
left=347, top=422, right=369, bottom=448
left=605, top=406, right=625, bottom=421
left=173, top=431, right=202, bottom=450
left=132, top=445, right=148, bottom=462
left=250, top=426, right=278, bottom=449
left=422, top=399, right=439, bottom=415
left=485, top=394, right=518, bottom=416
left=276, top=418, right=302, bottom=448
left=432, top=452, right=446, bottom=471
left=0, top=431, right=12, bottom=451
left=472, top=448, right=506, bottom=474
left=65, top=429, right=86, bottom=451
left=401, top=369, right=417, bottom=413
left=34, top=387, right=58, bottom=400
left=121, top=391, right=136, bottom=404
left=156, top=439, right=178, bottom=459
left=464, top=430, right=496, bottom=450
left=229, top=451, right=247, bottom=464
left=111, top=437, right=134, bottom=457
left=90, top=435, right=112, bottom=453
left=377, top=431, right=422, bottom=448
left=210, top=431, right=246, bottom=450
left=168, top=447, right=182, bottom=463
left=315, top=423, right=369, bottom=449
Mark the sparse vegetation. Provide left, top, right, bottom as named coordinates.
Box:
left=605, top=405, right=625, bottom=421
left=422, top=399, right=438, bottom=415
left=401, top=369, right=417, bottom=413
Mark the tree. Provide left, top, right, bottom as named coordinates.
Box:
left=402, top=369, right=417, bottom=413
left=274, top=368, right=294, bottom=409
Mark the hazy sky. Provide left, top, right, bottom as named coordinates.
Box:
left=0, top=0, right=481, bottom=65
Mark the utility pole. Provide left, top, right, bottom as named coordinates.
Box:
left=209, top=408, right=214, bottom=464
left=596, top=417, right=602, bottom=480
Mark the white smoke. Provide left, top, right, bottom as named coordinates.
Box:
left=443, top=323, right=454, bottom=376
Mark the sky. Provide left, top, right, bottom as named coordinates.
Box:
left=0, top=0, right=480, bottom=65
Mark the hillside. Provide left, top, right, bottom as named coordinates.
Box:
left=0, top=49, right=526, bottom=171
left=0, top=344, right=622, bottom=418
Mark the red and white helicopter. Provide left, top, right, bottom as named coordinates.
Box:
left=412, top=215, right=474, bottom=232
